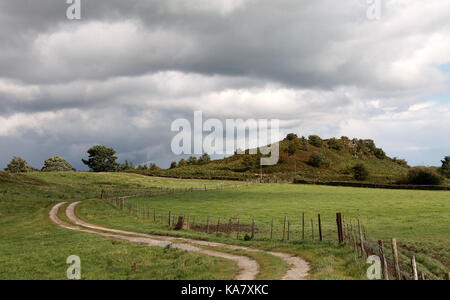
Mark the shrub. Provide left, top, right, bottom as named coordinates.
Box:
left=406, top=167, right=443, bottom=185
left=42, top=156, right=73, bottom=172
left=170, top=161, right=177, bottom=169
left=373, top=148, right=386, bottom=159
left=327, top=138, right=343, bottom=150
left=285, top=133, right=298, bottom=141
left=352, top=163, right=369, bottom=181
left=441, top=156, right=450, bottom=179
left=308, top=135, right=323, bottom=147
left=287, top=140, right=299, bottom=155
left=198, top=153, right=211, bottom=165
left=4, top=157, right=32, bottom=173
left=308, top=152, right=326, bottom=167
left=392, top=157, right=409, bottom=167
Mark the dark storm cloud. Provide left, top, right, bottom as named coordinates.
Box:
left=0, top=0, right=449, bottom=169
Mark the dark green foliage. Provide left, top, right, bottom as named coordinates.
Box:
left=373, top=148, right=386, bottom=159
left=170, top=161, right=177, bottom=169
left=299, top=137, right=309, bottom=151
left=308, top=152, right=326, bottom=167
left=4, top=157, right=33, bottom=173
left=285, top=133, right=298, bottom=141
left=178, top=159, right=187, bottom=167
left=187, top=156, right=198, bottom=165
left=287, top=140, right=299, bottom=155
left=406, top=167, right=443, bottom=185
left=82, top=145, right=119, bottom=172
left=42, top=156, right=73, bottom=172
left=441, top=156, right=450, bottom=179
left=308, top=135, right=323, bottom=147
left=352, top=163, right=369, bottom=181
left=118, top=160, right=134, bottom=171
left=327, top=138, right=343, bottom=151
left=392, top=157, right=409, bottom=167
left=198, top=153, right=211, bottom=165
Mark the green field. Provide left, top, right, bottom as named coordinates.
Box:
left=1, top=171, right=448, bottom=280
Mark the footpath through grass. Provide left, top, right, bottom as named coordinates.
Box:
left=0, top=172, right=238, bottom=280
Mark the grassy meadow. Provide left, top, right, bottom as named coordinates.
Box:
left=1, top=171, right=448, bottom=279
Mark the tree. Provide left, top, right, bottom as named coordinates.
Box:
left=82, top=145, right=119, bottom=172
left=287, top=140, right=299, bottom=155
left=352, top=163, right=369, bottom=181
left=119, top=160, right=134, bottom=171
left=170, top=161, right=177, bottom=169
left=42, top=156, right=73, bottom=172
left=178, top=159, right=187, bottom=167
left=373, top=148, right=386, bottom=159
left=440, top=156, right=450, bottom=178
left=187, top=156, right=198, bottom=165
left=4, top=157, right=32, bottom=173
left=327, top=138, right=343, bottom=151
left=308, top=135, right=323, bottom=147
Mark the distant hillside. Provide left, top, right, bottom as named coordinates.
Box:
left=133, top=135, right=413, bottom=184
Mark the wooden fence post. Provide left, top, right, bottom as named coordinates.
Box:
left=391, top=238, right=402, bottom=280
left=206, top=216, right=210, bottom=234
left=216, top=218, right=220, bottom=233
left=358, top=219, right=366, bottom=257
left=187, top=216, right=190, bottom=230
left=378, top=240, right=389, bottom=280
left=411, top=256, right=418, bottom=281
left=336, top=213, right=344, bottom=243
left=283, top=216, right=287, bottom=241
left=251, top=219, right=255, bottom=239
left=270, top=219, right=273, bottom=240
left=302, top=213, right=305, bottom=240
left=311, top=219, right=314, bottom=241
left=237, top=218, right=240, bottom=240
left=169, top=210, right=172, bottom=226
left=228, top=218, right=232, bottom=234
left=287, top=221, right=290, bottom=241
left=318, top=214, right=323, bottom=242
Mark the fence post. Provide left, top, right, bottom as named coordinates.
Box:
left=206, top=216, right=210, bottom=234
left=251, top=219, right=255, bottom=239
left=287, top=221, right=290, bottom=241
left=169, top=210, right=172, bottom=226
left=187, top=216, right=190, bottom=230
left=411, top=256, right=418, bottom=281
left=351, top=220, right=358, bottom=254
left=358, top=219, right=366, bottom=257
left=228, top=218, right=232, bottom=234
left=311, top=219, right=314, bottom=241
left=318, top=214, right=323, bottom=242
left=216, top=218, right=220, bottom=233
left=283, top=216, right=287, bottom=241
left=237, top=218, right=240, bottom=240
left=391, top=238, right=402, bottom=280
left=270, top=219, right=273, bottom=240
left=336, top=213, right=343, bottom=243
left=302, top=213, right=305, bottom=240
left=378, top=240, right=389, bottom=280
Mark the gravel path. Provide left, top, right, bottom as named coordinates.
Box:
left=50, top=201, right=310, bottom=280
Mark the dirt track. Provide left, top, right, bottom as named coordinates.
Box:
left=50, top=201, right=309, bottom=280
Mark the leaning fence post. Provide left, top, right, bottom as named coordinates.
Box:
left=318, top=214, right=323, bottom=242
left=411, top=256, right=418, bottom=281
left=358, top=219, right=366, bottom=257
left=378, top=240, right=389, bottom=280
left=391, top=238, right=402, bottom=280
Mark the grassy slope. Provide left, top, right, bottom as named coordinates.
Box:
left=120, top=184, right=449, bottom=277
left=0, top=171, right=238, bottom=280
left=136, top=138, right=413, bottom=183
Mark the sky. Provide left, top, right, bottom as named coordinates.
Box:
left=0, top=0, right=449, bottom=170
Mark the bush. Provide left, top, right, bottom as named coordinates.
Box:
left=373, top=148, right=386, bottom=159
left=327, top=138, right=343, bottom=151
left=42, top=156, right=73, bottom=172
left=285, top=133, right=298, bottom=141
left=406, top=167, right=443, bottom=185
left=441, top=156, right=450, bottom=179
left=392, top=157, right=409, bottom=167
left=4, top=157, right=32, bottom=173
left=308, top=135, right=323, bottom=147
left=308, top=152, right=326, bottom=167
left=352, top=163, right=369, bottom=181
left=287, top=140, right=299, bottom=155
left=170, top=161, right=177, bottom=169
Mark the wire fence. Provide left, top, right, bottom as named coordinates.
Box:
left=104, top=189, right=448, bottom=281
